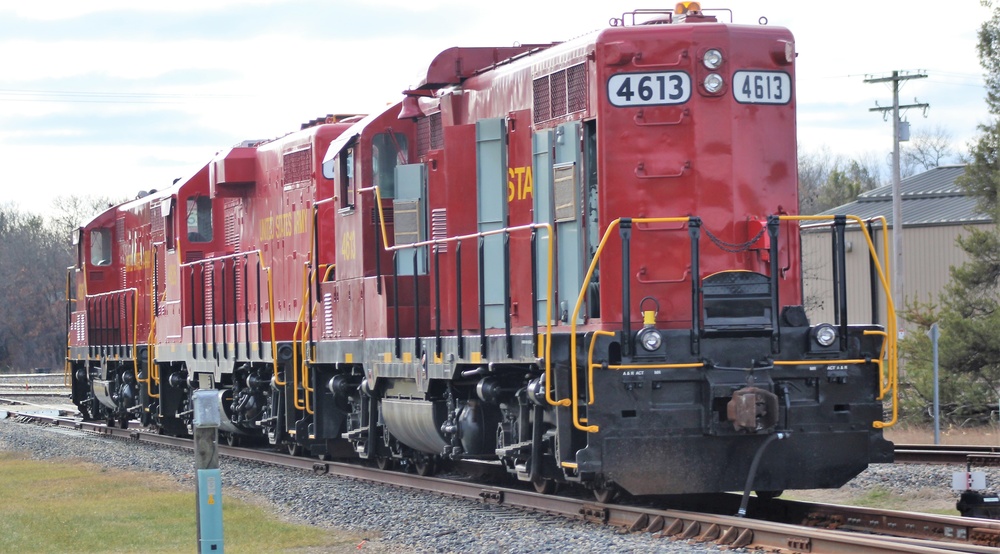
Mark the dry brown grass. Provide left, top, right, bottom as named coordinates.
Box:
left=884, top=422, right=1000, bottom=446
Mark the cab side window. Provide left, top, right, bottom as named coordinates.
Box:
left=339, top=147, right=355, bottom=210
left=372, top=132, right=409, bottom=199
left=187, top=196, right=213, bottom=242
left=90, top=228, right=112, bottom=266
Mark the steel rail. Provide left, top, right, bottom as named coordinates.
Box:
left=895, top=444, right=1000, bottom=465
left=3, top=411, right=998, bottom=552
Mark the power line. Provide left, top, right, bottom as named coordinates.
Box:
left=0, top=88, right=249, bottom=104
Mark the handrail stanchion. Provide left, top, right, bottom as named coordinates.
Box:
left=620, top=219, right=632, bottom=358
left=688, top=218, right=701, bottom=356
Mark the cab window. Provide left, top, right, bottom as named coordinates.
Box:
left=372, top=132, right=409, bottom=199
left=187, top=196, right=213, bottom=242
left=339, top=147, right=355, bottom=209
left=90, top=228, right=112, bottom=266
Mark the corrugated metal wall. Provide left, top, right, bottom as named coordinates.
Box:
left=801, top=223, right=989, bottom=332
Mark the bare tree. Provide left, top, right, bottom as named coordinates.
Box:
left=901, top=125, right=957, bottom=177
left=799, top=147, right=885, bottom=214
left=49, top=195, right=122, bottom=240
left=0, top=203, right=72, bottom=371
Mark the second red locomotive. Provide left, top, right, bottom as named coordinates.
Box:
left=68, top=5, right=897, bottom=501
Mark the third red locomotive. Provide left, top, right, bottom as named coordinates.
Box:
left=67, top=4, right=898, bottom=501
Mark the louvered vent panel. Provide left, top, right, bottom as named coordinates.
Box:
left=371, top=206, right=394, bottom=225
left=74, top=312, right=85, bottom=343
left=430, top=208, right=448, bottom=253
left=551, top=69, right=567, bottom=118
left=283, top=147, right=312, bottom=184
left=186, top=251, right=204, bottom=263
left=567, top=64, right=587, bottom=114
left=224, top=198, right=242, bottom=251
left=116, top=218, right=125, bottom=243
left=554, top=163, right=577, bottom=222
left=203, top=264, right=214, bottom=325
left=393, top=200, right=422, bottom=245
left=225, top=258, right=244, bottom=318
left=533, top=76, right=551, bottom=123
left=323, top=292, right=334, bottom=339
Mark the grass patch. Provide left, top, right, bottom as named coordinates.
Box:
left=0, top=452, right=363, bottom=553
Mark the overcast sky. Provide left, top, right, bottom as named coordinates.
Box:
left=0, top=0, right=990, bottom=215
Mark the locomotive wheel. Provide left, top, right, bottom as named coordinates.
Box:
left=117, top=417, right=129, bottom=429
left=532, top=478, right=556, bottom=495
left=225, top=433, right=242, bottom=447
left=413, top=457, right=436, bottom=477
left=593, top=484, right=619, bottom=504
left=375, top=456, right=393, bottom=471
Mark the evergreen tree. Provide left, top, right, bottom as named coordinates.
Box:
left=899, top=1, right=1000, bottom=424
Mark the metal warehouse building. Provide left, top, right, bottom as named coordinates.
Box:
left=801, top=165, right=992, bottom=334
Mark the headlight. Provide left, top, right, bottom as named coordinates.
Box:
left=813, top=324, right=837, bottom=347
left=703, top=49, right=723, bottom=69
left=703, top=73, right=723, bottom=93
left=638, top=328, right=662, bottom=352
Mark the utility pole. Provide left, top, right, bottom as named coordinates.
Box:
left=865, top=70, right=928, bottom=336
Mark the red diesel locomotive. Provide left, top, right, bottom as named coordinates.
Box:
left=67, top=5, right=898, bottom=500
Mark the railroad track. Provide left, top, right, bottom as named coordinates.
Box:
left=3, top=410, right=998, bottom=553
left=0, top=372, right=71, bottom=398
left=895, top=444, right=1000, bottom=465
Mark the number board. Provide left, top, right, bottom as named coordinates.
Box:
left=607, top=71, right=691, bottom=107
left=733, top=71, right=791, bottom=104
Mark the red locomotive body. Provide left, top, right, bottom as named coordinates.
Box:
left=68, top=7, right=898, bottom=500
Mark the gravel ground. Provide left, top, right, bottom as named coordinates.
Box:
left=0, top=416, right=723, bottom=553
left=2, top=413, right=997, bottom=552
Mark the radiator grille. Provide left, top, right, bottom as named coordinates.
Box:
left=151, top=210, right=163, bottom=236
left=416, top=113, right=443, bottom=157
left=533, top=63, right=587, bottom=123
left=567, top=64, right=587, bottom=113
left=551, top=69, right=567, bottom=116
left=533, top=77, right=550, bottom=123
left=283, top=147, right=312, bottom=185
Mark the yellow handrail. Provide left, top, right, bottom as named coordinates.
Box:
left=291, top=266, right=308, bottom=411
left=266, top=266, right=281, bottom=387
left=570, top=217, right=691, bottom=433
left=780, top=215, right=898, bottom=428
left=359, top=184, right=564, bottom=406
left=144, top=271, right=160, bottom=399
left=568, top=214, right=899, bottom=433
